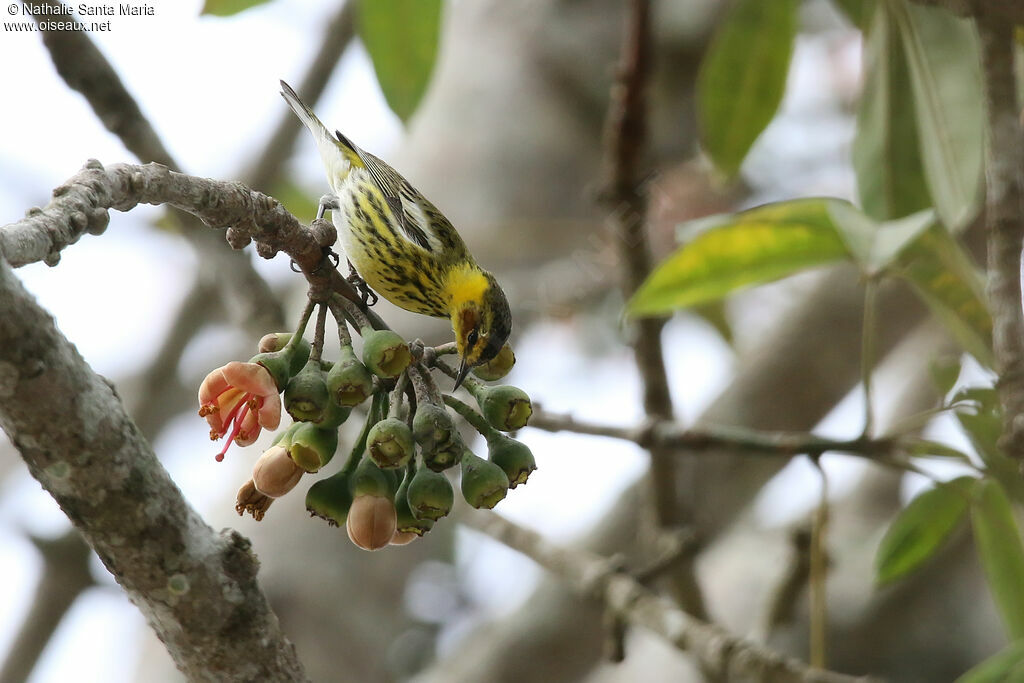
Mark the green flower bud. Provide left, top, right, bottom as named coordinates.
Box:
left=361, top=328, right=412, bottom=379
left=407, top=465, right=454, bottom=521
left=423, top=443, right=461, bottom=472
left=367, top=417, right=415, bottom=469
left=486, top=433, right=537, bottom=488
left=350, top=454, right=400, bottom=499
left=346, top=494, right=397, bottom=551
left=317, top=398, right=352, bottom=430
left=252, top=445, right=304, bottom=497
left=472, top=343, right=516, bottom=381
left=288, top=421, right=339, bottom=472
left=468, top=384, right=533, bottom=431
left=412, top=403, right=458, bottom=453
left=284, top=358, right=330, bottom=422
left=326, top=345, right=375, bottom=407
left=460, top=449, right=509, bottom=509
left=395, top=470, right=434, bottom=537
left=305, top=469, right=354, bottom=527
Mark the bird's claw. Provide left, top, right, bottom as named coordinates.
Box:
left=317, top=194, right=340, bottom=220
left=347, top=261, right=378, bottom=307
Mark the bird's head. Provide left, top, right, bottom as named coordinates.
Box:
left=448, top=269, right=511, bottom=389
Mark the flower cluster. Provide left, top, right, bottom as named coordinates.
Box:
left=199, top=296, right=535, bottom=550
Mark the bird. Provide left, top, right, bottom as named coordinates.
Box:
left=279, top=80, right=511, bottom=388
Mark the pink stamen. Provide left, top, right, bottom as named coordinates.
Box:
left=214, top=393, right=254, bottom=462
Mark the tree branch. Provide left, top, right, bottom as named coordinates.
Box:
left=527, top=409, right=902, bottom=462
left=599, top=0, right=705, bottom=616
left=463, top=512, right=876, bottom=683
left=0, top=160, right=373, bottom=311
left=0, top=255, right=307, bottom=681
left=975, top=11, right=1024, bottom=466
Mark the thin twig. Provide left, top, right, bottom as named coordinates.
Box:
left=599, top=0, right=702, bottom=617
left=528, top=409, right=900, bottom=461
left=463, top=511, right=877, bottom=683
left=809, top=461, right=830, bottom=669
left=975, top=11, right=1024, bottom=466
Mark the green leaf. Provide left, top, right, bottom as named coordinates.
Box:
left=955, top=640, right=1024, bottom=683
left=696, top=0, right=798, bottom=176
left=828, top=202, right=934, bottom=274
left=890, top=0, right=984, bottom=230
left=905, top=438, right=972, bottom=462
left=628, top=199, right=848, bottom=315
left=875, top=476, right=973, bottom=583
left=201, top=0, right=272, bottom=16
left=852, top=1, right=931, bottom=221
left=971, top=479, right=1024, bottom=641
left=832, top=0, right=874, bottom=28
left=892, top=226, right=993, bottom=367
left=269, top=178, right=319, bottom=225
left=929, top=355, right=963, bottom=396
left=358, top=0, right=442, bottom=122
left=692, top=301, right=734, bottom=345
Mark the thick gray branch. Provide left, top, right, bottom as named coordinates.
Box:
left=0, top=254, right=306, bottom=681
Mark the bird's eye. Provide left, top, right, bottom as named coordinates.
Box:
left=467, top=329, right=479, bottom=348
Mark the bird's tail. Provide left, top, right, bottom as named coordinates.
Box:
left=279, top=80, right=353, bottom=189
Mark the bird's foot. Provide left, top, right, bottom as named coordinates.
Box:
left=347, top=261, right=378, bottom=307
left=317, top=194, right=340, bottom=220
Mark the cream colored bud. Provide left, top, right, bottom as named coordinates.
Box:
left=346, top=495, right=397, bottom=551
left=390, top=530, right=419, bottom=546
left=252, top=445, right=303, bottom=498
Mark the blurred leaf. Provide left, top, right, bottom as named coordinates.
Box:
left=832, top=0, right=874, bottom=28
left=875, top=476, right=972, bottom=583
left=201, top=0, right=272, bottom=16
left=828, top=202, right=934, bottom=274
left=955, top=640, right=1024, bottom=683
left=696, top=0, right=798, bottom=176
left=952, top=387, right=999, bottom=411
left=628, top=199, right=847, bottom=315
left=891, top=0, right=983, bottom=230
left=905, top=438, right=972, bottom=462
left=971, top=479, right=1024, bottom=641
left=358, top=0, right=442, bottom=122
left=269, top=178, right=319, bottom=225
left=893, top=227, right=993, bottom=367
left=929, top=355, right=963, bottom=396
left=853, top=1, right=931, bottom=220
left=692, top=301, right=734, bottom=344
left=957, top=408, right=1024, bottom=502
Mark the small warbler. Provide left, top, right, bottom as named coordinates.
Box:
left=280, top=81, right=511, bottom=388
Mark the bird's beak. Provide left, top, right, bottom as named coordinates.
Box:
left=453, top=356, right=471, bottom=390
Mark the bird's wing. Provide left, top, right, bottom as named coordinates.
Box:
left=335, top=131, right=465, bottom=257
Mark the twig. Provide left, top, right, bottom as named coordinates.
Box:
left=809, top=462, right=830, bottom=668
left=528, top=409, right=899, bottom=461
left=975, top=11, right=1024, bottom=466
left=0, top=530, right=95, bottom=683
left=761, top=527, right=813, bottom=637
left=599, top=0, right=702, bottom=617
left=241, top=1, right=356, bottom=192
left=463, top=511, right=877, bottom=683
left=0, top=256, right=308, bottom=681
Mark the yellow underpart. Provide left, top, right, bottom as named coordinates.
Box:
left=443, top=263, right=489, bottom=312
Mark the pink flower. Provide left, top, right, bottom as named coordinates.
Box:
left=198, top=361, right=281, bottom=461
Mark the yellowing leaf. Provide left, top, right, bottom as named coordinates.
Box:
left=628, top=199, right=847, bottom=315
